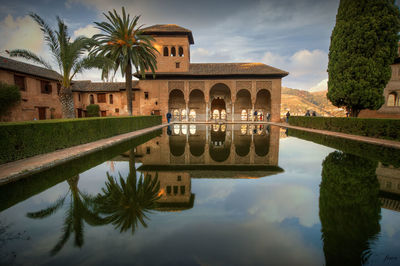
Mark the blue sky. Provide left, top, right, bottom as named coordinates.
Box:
left=0, top=0, right=388, bottom=91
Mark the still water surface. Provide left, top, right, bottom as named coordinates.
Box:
left=1, top=124, right=400, bottom=266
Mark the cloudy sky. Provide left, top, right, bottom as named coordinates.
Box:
left=0, top=0, right=360, bottom=91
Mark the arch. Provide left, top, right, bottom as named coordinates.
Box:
left=236, top=89, right=252, bottom=121
left=254, top=129, right=270, bottom=157
left=189, top=109, right=196, bottom=121
left=209, top=126, right=230, bottom=162
left=189, top=89, right=205, bottom=121
left=234, top=125, right=251, bottom=157
left=90, top=94, right=94, bottom=104
left=169, top=135, right=186, bottom=157
left=163, top=47, right=169, bottom=56
left=255, top=89, right=271, bottom=121
left=181, top=109, right=187, bottom=122
left=387, top=92, right=397, bottom=106
left=212, top=109, right=220, bottom=119
left=169, top=89, right=185, bottom=121
left=210, top=83, right=231, bottom=121
left=189, top=125, right=205, bottom=157
left=179, top=46, right=184, bottom=57
left=171, top=47, right=176, bottom=56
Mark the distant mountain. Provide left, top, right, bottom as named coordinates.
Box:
left=281, top=87, right=346, bottom=117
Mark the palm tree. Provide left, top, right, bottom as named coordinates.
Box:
left=91, top=7, right=158, bottom=115
left=7, top=14, right=111, bottom=118
left=94, top=150, right=161, bottom=233
left=26, top=175, right=104, bottom=256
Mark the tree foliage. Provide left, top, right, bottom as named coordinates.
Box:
left=0, top=82, right=21, bottom=118
left=90, top=7, right=158, bottom=116
left=327, top=0, right=400, bottom=117
left=319, top=151, right=381, bottom=265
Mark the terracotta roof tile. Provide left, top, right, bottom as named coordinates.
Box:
left=72, top=80, right=139, bottom=92
left=0, top=56, right=62, bottom=81
left=142, top=24, right=194, bottom=44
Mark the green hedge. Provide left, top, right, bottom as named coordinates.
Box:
left=288, top=116, right=400, bottom=141
left=0, top=129, right=162, bottom=212
left=86, top=104, right=100, bottom=117
left=0, top=115, right=162, bottom=164
left=288, top=128, right=400, bottom=167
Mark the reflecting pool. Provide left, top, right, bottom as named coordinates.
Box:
left=1, top=124, right=400, bottom=265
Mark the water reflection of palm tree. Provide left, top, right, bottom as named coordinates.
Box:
left=319, top=151, right=381, bottom=265
left=95, top=150, right=161, bottom=233
left=26, top=175, right=104, bottom=256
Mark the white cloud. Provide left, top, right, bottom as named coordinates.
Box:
left=0, top=14, right=44, bottom=55
left=73, top=24, right=100, bottom=38
left=310, top=78, right=328, bottom=92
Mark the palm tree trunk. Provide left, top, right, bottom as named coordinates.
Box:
left=60, top=86, right=75, bottom=118
left=126, top=62, right=133, bottom=116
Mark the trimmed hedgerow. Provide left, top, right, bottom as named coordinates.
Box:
left=86, top=104, right=100, bottom=117
left=0, top=82, right=21, bottom=117
left=0, top=129, right=162, bottom=212
left=288, top=116, right=400, bottom=141
left=0, top=115, right=162, bottom=164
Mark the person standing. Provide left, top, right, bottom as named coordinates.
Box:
left=166, top=112, right=172, bottom=123
left=286, top=111, right=290, bottom=123
left=305, top=110, right=311, bottom=116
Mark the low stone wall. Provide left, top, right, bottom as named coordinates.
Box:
left=0, top=115, right=162, bottom=164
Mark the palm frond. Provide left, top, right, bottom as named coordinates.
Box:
left=7, top=49, right=53, bottom=70
left=26, top=195, right=66, bottom=219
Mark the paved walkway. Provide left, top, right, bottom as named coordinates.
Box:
left=0, top=123, right=168, bottom=185
left=270, top=122, right=400, bottom=150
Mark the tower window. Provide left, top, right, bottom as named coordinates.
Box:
left=171, top=47, right=176, bottom=56
left=176, top=62, right=180, bottom=68
left=90, top=94, right=94, bottom=104
left=179, top=47, right=184, bottom=57
left=144, top=92, right=149, bottom=100
left=163, top=47, right=169, bottom=56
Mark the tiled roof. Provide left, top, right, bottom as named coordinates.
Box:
left=139, top=63, right=288, bottom=77
left=72, top=80, right=139, bottom=92
left=0, top=56, right=62, bottom=81
left=142, top=24, right=194, bottom=44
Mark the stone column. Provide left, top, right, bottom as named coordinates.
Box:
left=252, top=104, right=255, bottom=122
left=231, top=102, right=235, bottom=122
left=185, top=102, right=189, bottom=122
left=206, top=101, right=209, bottom=122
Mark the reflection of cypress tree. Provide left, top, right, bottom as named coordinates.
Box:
left=320, top=151, right=381, bottom=266
left=95, top=149, right=161, bottom=233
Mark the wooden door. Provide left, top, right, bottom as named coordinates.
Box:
left=38, top=107, right=46, bottom=120
left=77, top=109, right=82, bottom=118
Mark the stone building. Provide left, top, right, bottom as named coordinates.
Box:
left=73, top=24, right=289, bottom=122
left=0, top=56, right=62, bottom=121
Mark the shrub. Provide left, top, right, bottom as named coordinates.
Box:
left=86, top=104, right=100, bottom=117
left=0, top=115, right=162, bottom=164
left=0, top=82, right=21, bottom=117
left=288, top=116, right=400, bottom=141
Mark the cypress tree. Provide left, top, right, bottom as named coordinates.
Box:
left=327, top=0, right=400, bottom=117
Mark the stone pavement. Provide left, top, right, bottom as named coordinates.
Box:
left=270, top=122, right=400, bottom=150
left=0, top=123, right=168, bottom=185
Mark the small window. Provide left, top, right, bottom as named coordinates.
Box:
left=57, top=83, right=61, bottom=95
left=146, top=147, right=151, bottom=154
left=167, top=186, right=171, bottom=194
left=173, top=186, right=178, bottom=194
left=179, top=47, right=184, bottom=57
left=177, top=175, right=181, bottom=181
left=78, top=93, right=81, bottom=102
left=14, top=75, right=26, bottom=91
left=144, top=92, right=149, bottom=100
left=115, top=108, right=119, bottom=113
left=109, top=94, right=113, bottom=104
left=97, top=93, right=106, bottom=103
left=40, top=81, right=52, bottom=94
left=171, top=47, right=176, bottom=56
left=163, top=47, right=169, bottom=56
left=180, top=186, right=185, bottom=195
left=90, top=94, right=94, bottom=104
left=176, top=62, right=180, bottom=69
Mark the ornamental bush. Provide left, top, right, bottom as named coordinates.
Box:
left=0, top=82, right=21, bottom=118
left=0, top=115, right=161, bottom=164
left=86, top=104, right=100, bottom=117
left=288, top=116, right=400, bottom=141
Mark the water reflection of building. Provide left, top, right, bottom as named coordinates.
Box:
left=133, top=124, right=282, bottom=211
left=377, top=163, right=400, bottom=212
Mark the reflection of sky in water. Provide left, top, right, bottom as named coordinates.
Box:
left=0, top=128, right=399, bottom=266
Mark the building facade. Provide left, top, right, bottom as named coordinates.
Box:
left=73, top=24, right=288, bottom=122
left=0, top=56, right=62, bottom=121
